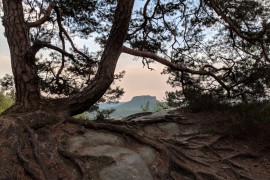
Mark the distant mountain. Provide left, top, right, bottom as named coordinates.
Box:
left=88, top=95, right=167, bottom=120
left=110, top=95, right=161, bottom=118
left=99, top=102, right=125, bottom=110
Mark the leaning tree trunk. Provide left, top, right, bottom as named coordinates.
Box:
left=62, top=0, right=135, bottom=116
left=2, top=0, right=134, bottom=116
left=2, top=0, right=40, bottom=111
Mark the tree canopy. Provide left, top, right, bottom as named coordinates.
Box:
left=0, top=0, right=270, bottom=115
left=1, top=1, right=270, bottom=179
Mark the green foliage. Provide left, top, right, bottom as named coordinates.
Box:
left=73, top=105, right=116, bottom=121
left=158, top=0, right=270, bottom=104
left=186, top=89, right=226, bottom=112
left=155, top=102, right=169, bottom=112
left=96, top=108, right=115, bottom=120
left=165, top=91, right=184, bottom=108
left=19, top=0, right=124, bottom=103
left=141, top=100, right=169, bottom=112
left=0, top=74, right=14, bottom=91
left=168, top=86, right=227, bottom=112
left=87, top=104, right=115, bottom=120
left=3, top=0, right=270, bottom=116
left=73, top=112, right=89, bottom=120
left=141, top=101, right=150, bottom=112
left=0, top=90, right=14, bottom=114
left=201, top=101, right=270, bottom=140
left=38, top=0, right=270, bottom=105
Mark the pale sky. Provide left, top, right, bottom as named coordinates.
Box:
left=0, top=24, right=174, bottom=102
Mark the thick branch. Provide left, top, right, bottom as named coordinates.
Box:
left=208, top=0, right=266, bottom=42
left=201, top=64, right=231, bottom=71
left=121, top=46, right=231, bottom=95
left=29, top=40, right=75, bottom=60
left=27, top=3, right=56, bottom=27
left=51, top=0, right=135, bottom=115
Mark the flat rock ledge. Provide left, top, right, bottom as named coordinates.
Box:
left=65, top=109, right=270, bottom=180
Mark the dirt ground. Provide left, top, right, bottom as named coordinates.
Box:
left=0, top=109, right=269, bottom=179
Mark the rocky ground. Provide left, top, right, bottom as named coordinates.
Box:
left=0, top=109, right=269, bottom=179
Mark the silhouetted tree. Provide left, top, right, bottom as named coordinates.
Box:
left=1, top=1, right=270, bottom=179
left=1, top=0, right=270, bottom=115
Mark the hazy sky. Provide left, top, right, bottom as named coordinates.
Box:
left=0, top=24, right=174, bottom=102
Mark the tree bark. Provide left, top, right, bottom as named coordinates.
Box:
left=2, top=0, right=40, bottom=110
left=52, top=0, right=135, bottom=116
left=2, top=0, right=134, bottom=115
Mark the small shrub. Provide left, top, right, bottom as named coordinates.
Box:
left=224, top=101, right=270, bottom=140
left=184, top=88, right=227, bottom=112
left=223, top=119, right=247, bottom=139
left=0, top=90, right=14, bottom=115
left=141, top=101, right=150, bottom=112
left=155, top=102, right=169, bottom=112
left=96, top=108, right=115, bottom=120
left=73, top=112, right=89, bottom=120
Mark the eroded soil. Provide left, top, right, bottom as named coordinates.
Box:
left=0, top=109, right=269, bottom=179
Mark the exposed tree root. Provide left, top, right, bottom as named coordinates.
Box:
left=65, top=118, right=212, bottom=179
left=58, top=146, right=87, bottom=179
left=66, top=116, right=264, bottom=180
left=203, top=145, right=255, bottom=180
left=15, top=142, right=42, bottom=180
left=229, top=153, right=259, bottom=160
left=58, top=145, right=116, bottom=180
left=17, top=117, right=50, bottom=180
left=0, top=112, right=268, bottom=180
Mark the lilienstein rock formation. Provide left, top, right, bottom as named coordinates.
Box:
left=0, top=109, right=269, bottom=179
left=104, top=95, right=162, bottom=118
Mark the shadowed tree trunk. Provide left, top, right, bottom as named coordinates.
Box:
left=0, top=1, right=270, bottom=180
left=2, top=1, right=40, bottom=110
left=62, top=0, right=135, bottom=116
left=2, top=0, right=134, bottom=115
